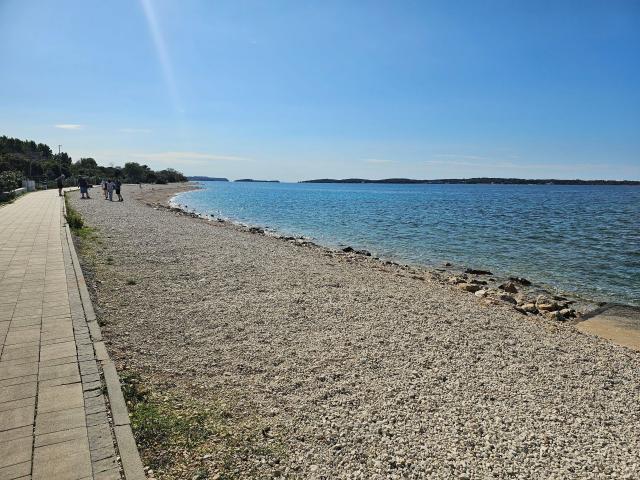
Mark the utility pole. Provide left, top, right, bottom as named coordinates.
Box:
left=58, top=145, right=62, bottom=176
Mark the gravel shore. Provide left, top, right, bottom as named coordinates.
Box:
left=69, top=184, right=640, bottom=479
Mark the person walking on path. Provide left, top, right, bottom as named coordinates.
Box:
left=115, top=179, right=123, bottom=201
left=101, top=179, right=108, bottom=199
left=55, top=174, right=65, bottom=196
left=107, top=179, right=115, bottom=201
left=78, top=176, right=91, bottom=199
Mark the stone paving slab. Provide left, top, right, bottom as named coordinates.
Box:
left=32, top=436, right=92, bottom=480
left=0, top=191, right=143, bottom=479
left=0, top=404, right=35, bottom=434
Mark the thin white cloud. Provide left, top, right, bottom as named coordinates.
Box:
left=55, top=124, right=83, bottom=130
left=120, top=128, right=152, bottom=133
left=363, top=158, right=393, bottom=164
left=434, top=154, right=488, bottom=160
left=131, top=151, right=248, bottom=166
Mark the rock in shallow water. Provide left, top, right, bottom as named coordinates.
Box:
left=465, top=268, right=493, bottom=275
left=499, top=281, right=519, bottom=294
left=509, top=276, right=532, bottom=286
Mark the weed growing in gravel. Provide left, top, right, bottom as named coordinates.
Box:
left=65, top=207, right=84, bottom=229
left=126, top=278, right=137, bottom=285
left=64, top=195, right=84, bottom=228
left=121, top=371, right=223, bottom=471
left=64, top=194, right=96, bottom=239
left=119, top=371, right=288, bottom=479
left=191, top=468, right=208, bottom=480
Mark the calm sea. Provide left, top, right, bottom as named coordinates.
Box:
left=174, top=182, right=640, bottom=306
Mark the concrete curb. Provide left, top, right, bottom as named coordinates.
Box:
left=103, top=363, right=133, bottom=427
left=62, top=196, right=146, bottom=480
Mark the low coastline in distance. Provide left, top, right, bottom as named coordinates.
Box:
left=187, top=176, right=229, bottom=182
left=188, top=176, right=640, bottom=185
left=186, top=176, right=281, bottom=183
left=301, top=177, right=640, bottom=185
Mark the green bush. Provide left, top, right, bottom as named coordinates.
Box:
left=0, top=171, right=23, bottom=192
left=65, top=210, right=84, bottom=229
left=63, top=196, right=84, bottom=229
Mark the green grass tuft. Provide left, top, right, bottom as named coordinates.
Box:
left=120, top=371, right=223, bottom=470
left=64, top=195, right=97, bottom=242
left=65, top=209, right=84, bottom=229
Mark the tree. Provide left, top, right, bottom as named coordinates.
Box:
left=156, top=168, right=187, bottom=183
left=0, top=136, right=187, bottom=185
left=36, top=143, right=52, bottom=158
left=76, top=157, right=98, bottom=169
left=123, top=162, right=145, bottom=182
left=53, top=152, right=72, bottom=166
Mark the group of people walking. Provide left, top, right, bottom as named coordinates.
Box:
left=100, top=179, right=123, bottom=201
left=75, top=177, right=123, bottom=201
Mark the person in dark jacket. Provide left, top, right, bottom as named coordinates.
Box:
left=78, top=176, right=91, bottom=199
left=55, top=174, right=65, bottom=196
left=115, top=179, right=123, bottom=202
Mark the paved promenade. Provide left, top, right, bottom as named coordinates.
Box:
left=0, top=191, right=142, bottom=480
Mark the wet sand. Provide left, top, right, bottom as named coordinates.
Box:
left=577, top=304, right=640, bottom=352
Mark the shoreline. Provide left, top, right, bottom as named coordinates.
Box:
left=68, top=183, right=640, bottom=478
left=167, top=184, right=611, bottom=319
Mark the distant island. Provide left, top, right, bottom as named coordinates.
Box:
left=187, top=176, right=229, bottom=182
left=235, top=179, right=280, bottom=183
left=301, top=177, right=640, bottom=185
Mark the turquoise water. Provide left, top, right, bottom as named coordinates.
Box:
left=175, top=182, right=640, bottom=306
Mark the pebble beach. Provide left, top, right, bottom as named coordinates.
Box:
left=68, top=184, right=640, bottom=479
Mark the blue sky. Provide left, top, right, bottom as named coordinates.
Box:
left=1, top=0, right=638, bottom=181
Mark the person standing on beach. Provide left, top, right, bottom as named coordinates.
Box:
left=106, top=179, right=115, bottom=201
left=78, top=176, right=91, bottom=199
left=55, top=174, right=65, bottom=196
left=115, top=179, right=123, bottom=201
left=101, top=179, right=108, bottom=199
